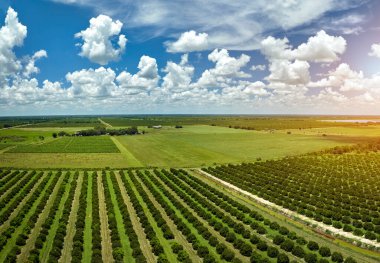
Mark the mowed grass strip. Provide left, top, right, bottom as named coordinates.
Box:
left=9, top=136, right=120, bottom=153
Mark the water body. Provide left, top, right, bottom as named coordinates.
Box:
left=321, top=119, right=380, bottom=123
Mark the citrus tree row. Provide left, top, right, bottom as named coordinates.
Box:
left=203, top=154, right=380, bottom=243
left=170, top=168, right=357, bottom=263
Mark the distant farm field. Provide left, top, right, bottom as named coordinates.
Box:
left=9, top=136, right=119, bottom=153
left=0, top=125, right=354, bottom=168
left=116, top=125, right=350, bottom=167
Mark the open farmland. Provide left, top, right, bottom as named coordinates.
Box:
left=203, top=154, right=380, bottom=246
left=0, top=125, right=354, bottom=168
left=8, top=136, right=120, bottom=153
left=0, top=168, right=376, bottom=263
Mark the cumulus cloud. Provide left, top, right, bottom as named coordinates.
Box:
left=161, top=54, right=194, bottom=92
left=66, top=67, right=117, bottom=97
left=251, top=64, right=266, bottom=71
left=75, top=14, right=127, bottom=65
left=369, top=43, right=380, bottom=58
left=116, top=55, right=159, bottom=92
left=309, top=63, right=371, bottom=93
left=24, top=50, right=48, bottom=78
left=261, top=30, right=346, bottom=63
left=166, top=30, right=208, bottom=53
left=197, top=49, right=250, bottom=88
left=267, top=60, right=310, bottom=85
left=0, top=7, right=27, bottom=85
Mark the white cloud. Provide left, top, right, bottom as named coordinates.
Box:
left=66, top=67, right=117, bottom=97
left=0, top=7, right=27, bottom=85
left=309, top=63, right=365, bottom=91
left=267, top=60, right=310, bottom=85
left=116, top=55, right=159, bottom=92
left=251, top=64, right=266, bottom=71
left=161, top=54, right=194, bottom=92
left=261, top=30, right=346, bottom=63
left=197, top=49, right=250, bottom=88
left=51, top=0, right=363, bottom=51
left=75, top=14, right=127, bottom=65
left=24, top=50, right=48, bottom=78
left=294, top=30, right=346, bottom=63
left=369, top=43, right=380, bottom=58
left=166, top=30, right=208, bottom=53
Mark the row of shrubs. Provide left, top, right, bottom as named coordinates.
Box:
left=172, top=169, right=357, bottom=263
left=110, top=171, right=147, bottom=262
left=0, top=171, right=39, bottom=224
left=46, top=172, right=79, bottom=261
left=7, top=172, right=59, bottom=262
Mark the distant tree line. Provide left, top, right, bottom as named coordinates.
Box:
left=52, top=126, right=139, bottom=137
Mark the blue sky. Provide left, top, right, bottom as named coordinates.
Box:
left=1, top=0, right=380, bottom=115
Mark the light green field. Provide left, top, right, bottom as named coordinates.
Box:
left=9, top=136, right=119, bottom=153
left=0, top=153, right=128, bottom=168
left=278, top=125, right=380, bottom=137
left=115, top=125, right=350, bottom=167
left=0, top=125, right=362, bottom=168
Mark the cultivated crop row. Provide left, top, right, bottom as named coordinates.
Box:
left=0, top=169, right=364, bottom=263
left=203, top=154, right=380, bottom=243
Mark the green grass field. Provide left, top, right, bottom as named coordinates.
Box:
left=116, top=125, right=350, bottom=167
left=8, top=136, right=119, bottom=153
left=0, top=124, right=373, bottom=169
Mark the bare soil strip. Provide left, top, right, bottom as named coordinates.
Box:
left=97, top=172, right=114, bottom=263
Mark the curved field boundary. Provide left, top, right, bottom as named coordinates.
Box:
left=197, top=169, right=380, bottom=250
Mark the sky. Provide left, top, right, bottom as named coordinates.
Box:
left=1, top=0, right=380, bottom=116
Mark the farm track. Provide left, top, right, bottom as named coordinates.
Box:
left=135, top=173, right=202, bottom=263
left=40, top=173, right=74, bottom=263
left=97, top=172, right=114, bottom=263
left=59, top=173, right=83, bottom=263
left=111, top=137, right=142, bottom=166
left=153, top=172, right=250, bottom=263
left=0, top=172, right=47, bottom=234
left=197, top=169, right=380, bottom=250
left=18, top=172, right=64, bottom=262
left=98, top=118, right=113, bottom=128
left=114, top=171, right=156, bottom=263
left=125, top=174, right=177, bottom=263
